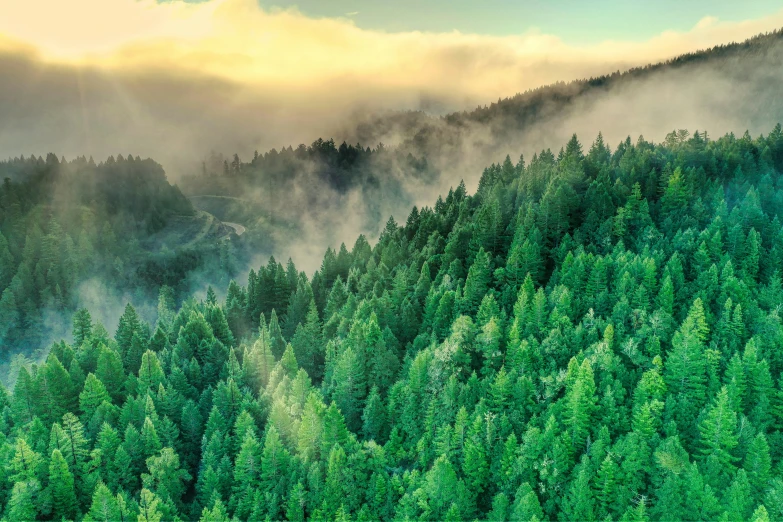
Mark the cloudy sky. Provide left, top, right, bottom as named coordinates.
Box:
left=267, top=0, right=783, bottom=43
left=1, top=0, right=782, bottom=167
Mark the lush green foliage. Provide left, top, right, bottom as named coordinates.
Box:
left=4, top=125, right=783, bottom=521
left=0, top=154, right=242, bottom=358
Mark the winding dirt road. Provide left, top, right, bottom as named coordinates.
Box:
left=187, top=195, right=247, bottom=237
left=223, top=222, right=246, bottom=236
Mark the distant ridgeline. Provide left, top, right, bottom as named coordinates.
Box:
left=0, top=155, right=240, bottom=357
left=448, top=29, right=783, bottom=133
left=402, top=27, right=783, bottom=154
left=0, top=153, right=193, bottom=231
left=4, top=125, right=783, bottom=520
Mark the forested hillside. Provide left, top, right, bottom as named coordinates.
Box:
left=182, top=29, right=783, bottom=272
left=2, top=125, right=783, bottom=520
left=0, top=155, right=241, bottom=358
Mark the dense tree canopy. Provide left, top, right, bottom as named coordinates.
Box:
left=3, top=124, right=783, bottom=520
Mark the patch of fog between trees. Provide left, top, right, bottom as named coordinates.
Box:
left=2, top=263, right=241, bottom=388
left=1, top=278, right=156, bottom=387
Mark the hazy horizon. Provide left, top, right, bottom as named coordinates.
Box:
left=2, top=0, right=783, bottom=177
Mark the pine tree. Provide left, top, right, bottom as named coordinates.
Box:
left=259, top=425, right=289, bottom=518
left=142, top=447, right=191, bottom=511
left=0, top=230, right=14, bottom=288
left=138, top=350, right=165, bottom=391
left=744, top=432, right=772, bottom=502
left=115, top=303, right=142, bottom=356
left=137, top=488, right=164, bottom=522
left=665, top=298, right=709, bottom=437
left=141, top=417, right=163, bottom=460
left=561, top=358, right=597, bottom=452
left=0, top=287, right=19, bottom=343
left=11, top=365, right=37, bottom=425
left=49, top=448, right=78, bottom=519
left=511, top=482, right=544, bottom=521
left=280, top=343, right=299, bottom=377
left=426, top=456, right=460, bottom=519
left=83, top=482, right=121, bottom=522
left=268, top=309, right=286, bottom=359
left=595, top=454, right=618, bottom=518
left=562, top=460, right=596, bottom=521
left=79, top=373, right=111, bottom=420
left=72, top=308, right=93, bottom=347
left=230, top=431, right=262, bottom=519
left=750, top=505, right=771, bottom=522
left=286, top=481, right=307, bottom=522
left=698, top=386, right=739, bottom=487
left=96, top=345, right=125, bottom=403
left=291, top=299, right=323, bottom=380
left=462, top=248, right=492, bottom=315
left=205, top=305, right=234, bottom=347
left=9, top=437, right=43, bottom=483
left=127, top=332, right=149, bottom=375
left=200, top=498, right=230, bottom=522
left=206, top=286, right=217, bottom=306
left=362, top=385, right=387, bottom=442
left=331, top=347, right=364, bottom=431
left=6, top=480, right=39, bottom=522
left=41, top=354, right=78, bottom=420
left=58, top=412, right=90, bottom=493
left=96, top=423, right=121, bottom=486
left=462, top=416, right=489, bottom=509
left=722, top=469, right=753, bottom=520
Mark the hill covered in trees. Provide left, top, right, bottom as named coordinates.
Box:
left=181, top=29, right=783, bottom=272
left=0, top=155, right=244, bottom=359
left=3, top=124, right=783, bottom=520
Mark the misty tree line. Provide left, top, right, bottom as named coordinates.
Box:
left=182, top=138, right=437, bottom=247
left=0, top=155, right=240, bottom=361
left=193, top=138, right=435, bottom=193
left=4, top=125, right=783, bottom=521
left=449, top=30, right=783, bottom=136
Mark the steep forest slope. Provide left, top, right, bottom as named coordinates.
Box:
left=4, top=126, right=783, bottom=520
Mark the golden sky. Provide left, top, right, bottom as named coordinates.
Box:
left=2, top=0, right=783, bottom=102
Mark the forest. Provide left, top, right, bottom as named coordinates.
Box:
left=2, top=124, right=783, bottom=521
left=0, top=154, right=242, bottom=360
